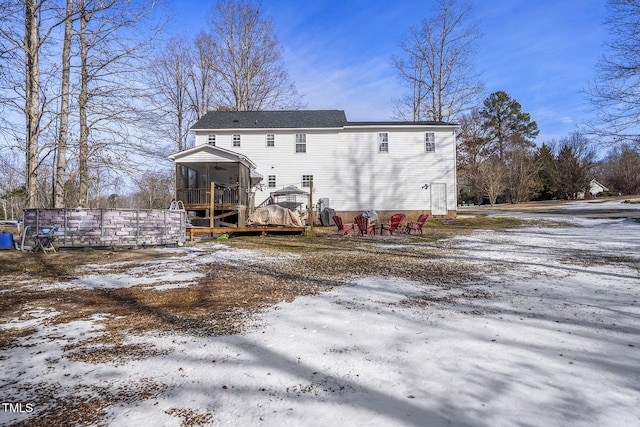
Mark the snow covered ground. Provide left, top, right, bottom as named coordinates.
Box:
left=1, top=200, right=639, bottom=426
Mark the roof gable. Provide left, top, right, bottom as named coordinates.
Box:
left=168, top=144, right=257, bottom=168
left=191, top=110, right=348, bottom=130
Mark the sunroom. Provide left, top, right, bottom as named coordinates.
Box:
left=168, top=145, right=263, bottom=227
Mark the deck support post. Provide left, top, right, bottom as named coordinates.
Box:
left=209, top=181, right=215, bottom=228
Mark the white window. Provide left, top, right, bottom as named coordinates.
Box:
left=233, top=134, right=241, bottom=147
left=208, top=134, right=216, bottom=146
left=268, top=175, right=276, bottom=188
left=425, top=132, right=435, bottom=152
left=295, top=133, right=306, bottom=153
left=378, top=133, right=389, bottom=152
left=302, top=174, right=313, bottom=188
left=266, top=134, right=275, bottom=147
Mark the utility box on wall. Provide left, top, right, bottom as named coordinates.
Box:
left=318, top=198, right=330, bottom=212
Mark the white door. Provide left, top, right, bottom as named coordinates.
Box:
left=430, top=183, right=447, bottom=215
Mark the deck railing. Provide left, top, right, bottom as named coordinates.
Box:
left=177, top=186, right=245, bottom=206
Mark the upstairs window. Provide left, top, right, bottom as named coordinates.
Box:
left=208, top=134, right=216, bottom=146
left=302, top=174, right=313, bottom=188
left=266, top=134, right=275, bottom=147
left=268, top=175, right=276, bottom=188
left=233, top=134, right=241, bottom=147
left=378, top=133, right=389, bottom=152
left=425, top=132, right=435, bottom=152
left=295, top=133, right=306, bottom=153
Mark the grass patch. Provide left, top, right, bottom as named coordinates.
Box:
left=434, top=215, right=526, bottom=228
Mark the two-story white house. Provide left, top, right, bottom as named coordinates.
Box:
left=169, top=110, right=458, bottom=226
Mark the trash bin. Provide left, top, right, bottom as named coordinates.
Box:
left=0, top=233, right=14, bottom=249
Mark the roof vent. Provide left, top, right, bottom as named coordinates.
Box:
left=233, top=119, right=239, bottom=122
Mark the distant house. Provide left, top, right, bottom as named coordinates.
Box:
left=578, top=179, right=610, bottom=199
left=589, top=179, right=609, bottom=196
left=169, top=110, right=458, bottom=226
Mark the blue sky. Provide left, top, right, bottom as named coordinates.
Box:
left=165, top=0, right=609, bottom=144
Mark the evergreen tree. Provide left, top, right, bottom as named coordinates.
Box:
left=534, top=143, right=558, bottom=200
left=480, top=91, right=539, bottom=161
left=556, top=144, right=590, bottom=199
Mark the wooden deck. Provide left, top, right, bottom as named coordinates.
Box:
left=187, top=226, right=307, bottom=241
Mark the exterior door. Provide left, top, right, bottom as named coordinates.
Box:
left=430, top=183, right=447, bottom=215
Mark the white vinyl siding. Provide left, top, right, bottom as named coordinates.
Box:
left=189, top=126, right=457, bottom=213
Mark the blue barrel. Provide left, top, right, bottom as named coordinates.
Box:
left=0, top=233, right=14, bottom=249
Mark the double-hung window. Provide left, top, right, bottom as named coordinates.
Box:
left=268, top=175, right=276, bottom=188
left=425, top=132, right=435, bottom=152
left=266, top=134, right=275, bottom=147
left=378, top=133, right=389, bottom=152
left=233, top=134, right=241, bottom=147
left=295, top=133, right=306, bottom=153
left=208, top=134, right=216, bottom=146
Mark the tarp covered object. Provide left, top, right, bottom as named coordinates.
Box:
left=246, top=204, right=304, bottom=227
left=320, top=208, right=336, bottom=226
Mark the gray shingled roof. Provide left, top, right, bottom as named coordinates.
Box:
left=191, top=110, right=348, bottom=130
left=346, top=120, right=454, bottom=126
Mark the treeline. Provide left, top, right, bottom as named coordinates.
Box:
left=0, top=0, right=299, bottom=219
left=457, top=91, right=640, bottom=205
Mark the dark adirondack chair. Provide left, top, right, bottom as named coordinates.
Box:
left=380, top=213, right=406, bottom=235
left=354, top=215, right=376, bottom=236
left=404, top=213, right=428, bottom=235
left=333, top=215, right=354, bottom=235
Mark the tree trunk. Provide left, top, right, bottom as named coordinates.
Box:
left=54, top=0, right=73, bottom=208
left=24, top=0, right=40, bottom=208
left=78, top=0, right=90, bottom=207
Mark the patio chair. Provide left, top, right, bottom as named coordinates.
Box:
left=354, top=215, right=376, bottom=236
left=380, top=213, right=406, bottom=235
left=333, top=215, right=354, bottom=235
left=404, top=214, right=428, bottom=235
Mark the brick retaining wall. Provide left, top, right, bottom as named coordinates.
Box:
left=23, top=208, right=187, bottom=248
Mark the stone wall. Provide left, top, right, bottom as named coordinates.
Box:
left=23, top=208, right=186, bottom=248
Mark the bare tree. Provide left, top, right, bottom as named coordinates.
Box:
left=148, top=37, right=195, bottom=153
left=477, top=156, right=506, bottom=205
left=503, top=146, right=540, bottom=204
left=0, top=151, right=27, bottom=219
left=586, top=0, right=640, bottom=146
left=0, top=0, right=67, bottom=208
left=189, top=31, right=218, bottom=120
left=75, top=0, right=163, bottom=206
left=599, top=144, right=640, bottom=194
left=207, top=0, right=302, bottom=111
left=131, top=170, right=174, bottom=209
left=23, top=0, right=41, bottom=207
left=392, top=0, right=483, bottom=121
left=54, top=0, right=73, bottom=208
left=456, top=109, right=491, bottom=204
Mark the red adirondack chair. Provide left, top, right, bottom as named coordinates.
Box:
left=404, top=213, right=428, bottom=235
left=333, top=215, right=354, bottom=235
left=380, top=213, right=406, bottom=235
left=354, top=215, right=376, bottom=236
